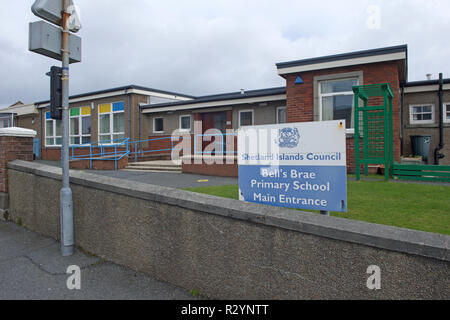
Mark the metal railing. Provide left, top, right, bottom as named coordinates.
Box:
left=66, top=133, right=238, bottom=170
left=67, top=137, right=130, bottom=170
left=193, top=133, right=238, bottom=155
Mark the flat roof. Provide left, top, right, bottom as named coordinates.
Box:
left=35, top=84, right=196, bottom=106
left=276, top=45, right=408, bottom=78
left=140, top=86, right=286, bottom=111
left=277, top=44, right=408, bottom=69
left=404, top=78, right=450, bottom=87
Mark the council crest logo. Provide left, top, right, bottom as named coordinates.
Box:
left=276, top=127, right=300, bottom=148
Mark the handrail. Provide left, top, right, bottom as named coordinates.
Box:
left=67, top=133, right=238, bottom=170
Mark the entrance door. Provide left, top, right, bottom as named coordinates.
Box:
left=201, top=111, right=227, bottom=154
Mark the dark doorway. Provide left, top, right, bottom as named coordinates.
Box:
left=201, top=111, right=227, bottom=154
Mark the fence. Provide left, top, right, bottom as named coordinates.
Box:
left=67, top=133, right=239, bottom=169
left=393, top=163, right=450, bottom=182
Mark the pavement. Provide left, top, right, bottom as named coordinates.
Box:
left=36, top=160, right=238, bottom=188
left=0, top=221, right=200, bottom=300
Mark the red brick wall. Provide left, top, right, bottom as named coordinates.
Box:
left=70, top=157, right=128, bottom=170
left=146, top=135, right=175, bottom=155
left=42, top=146, right=128, bottom=161
left=0, top=136, right=34, bottom=193
left=284, top=61, right=402, bottom=171
left=182, top=159, right=238, bottom=177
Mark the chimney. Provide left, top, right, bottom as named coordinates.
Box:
left=426, top=74, right=432, bottom=80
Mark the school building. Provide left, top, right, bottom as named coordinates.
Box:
left=3, top=44, right=449, bottom=174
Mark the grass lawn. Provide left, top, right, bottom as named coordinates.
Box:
left=184, top=179, right=450, bottom=235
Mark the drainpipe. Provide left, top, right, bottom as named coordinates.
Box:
left=126, top=89, right=132, bottom=140
left=400, top=83, right=405, bottom=155
left=40, top=108, right=43, bottom=158
left=434, top=73, right=445, bottom=164
left=138, top=103, right=142, bottom=154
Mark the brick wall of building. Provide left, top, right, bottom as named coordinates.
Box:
left=0, top=136, right=34, bottom=193
left=284, top=61, right=402, bottom=171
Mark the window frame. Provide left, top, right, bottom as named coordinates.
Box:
left=69, top=106, right=92, bottom=146
left=45, top=112, right=62, bottom=147
left=153, top=117, right=164, bottom=133
left=238, top=109, right=254, bottom=127
left=318, top=78, right=359, bottom=133
left=409, top=104, right=435, bottom=125
left=276, top=106, right=287, bottom=124
left=444, top=102, right=450, bottom=124
left=98, top=101, right=125, bottom=144
left=179, top=115, right=192, bottom=132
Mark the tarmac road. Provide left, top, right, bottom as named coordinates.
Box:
left=0, top=221, right=200, bottom=300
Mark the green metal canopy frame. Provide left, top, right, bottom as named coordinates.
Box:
left=352, top=83, right=394, bottom=181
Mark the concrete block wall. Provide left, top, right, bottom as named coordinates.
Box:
left=7, top=160, right=450, bottom=299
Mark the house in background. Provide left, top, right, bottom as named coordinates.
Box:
left=0, top=101, right=38, bottom=130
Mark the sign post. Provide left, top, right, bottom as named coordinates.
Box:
left=29, top=0, right=82, bottom=256
left=238, top=120, right=347, bottom=213
left=59, top=0, right=74, bottom=257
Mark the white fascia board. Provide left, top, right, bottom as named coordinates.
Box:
left=142, top=94, right=287, bottom=114
left=130, top=89, right=193, bottom=101
left=38, top=89, right=193, bottom=107
left=66, top=90, right=126, bottom=104
left=404, top=85, right=440, bottom=93
left=404, top=83, right=450, bottom=93
left=277, top=52, right=406, bottom=75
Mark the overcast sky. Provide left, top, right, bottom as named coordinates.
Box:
left=1, top=0, right=449, bottom=107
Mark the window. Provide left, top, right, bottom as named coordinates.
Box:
left=70, top=106, right=91, bottom=145
left=319, top=78, right=358, bottom=131
left=239, top=110, right=254, bottom=127
left=410, top=104, right=434, bottom=124
left=277, top=107, right=287, bottom=124
left=0, top=114, right=13, bottom=128
left=98, top=102, right=125, bottom=143
left=45, top=112, right=62, bottom=146
left=153, top=117, right=164, bottom=133
left=179, top=115, right=191, bottom=131
left=444, top=103, right=450, bottom=123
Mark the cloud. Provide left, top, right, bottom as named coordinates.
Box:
left=0, top=0, right=449, bottom=106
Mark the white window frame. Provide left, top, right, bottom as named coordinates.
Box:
left=69, top=106, right=91, bottom=146
left=153, top=117, right=164, bottom=133
left=239, top=109, right=254, bottom=127
left=98, top=101, right=125, bottom=144
left=45, top=113, right=62, bottom=147
left=318, top=78, right=359, bottom=134
left=179, top=115, right=191, bottom=132
left=276, top=106, right=287, bottom=124
left=444, top=102, right=450, bottom=124
left=409, top=104, right=435, bottom=125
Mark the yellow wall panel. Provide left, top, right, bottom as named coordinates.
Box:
left=99, top=104, right=111, bottom=114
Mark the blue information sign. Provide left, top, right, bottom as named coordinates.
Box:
left=238, top=121, right=347, bottom=212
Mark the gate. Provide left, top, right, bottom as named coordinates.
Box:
left=352, top=83, right=394, bottom=180
left=33, top=138, right=40, bottom=160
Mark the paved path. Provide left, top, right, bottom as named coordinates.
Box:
left=36, top=160, right=237, bottom=188
left=0, top=221, right=199, bottom=300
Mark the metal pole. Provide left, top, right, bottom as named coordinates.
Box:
left=60, top=0, right=74, bottom=256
